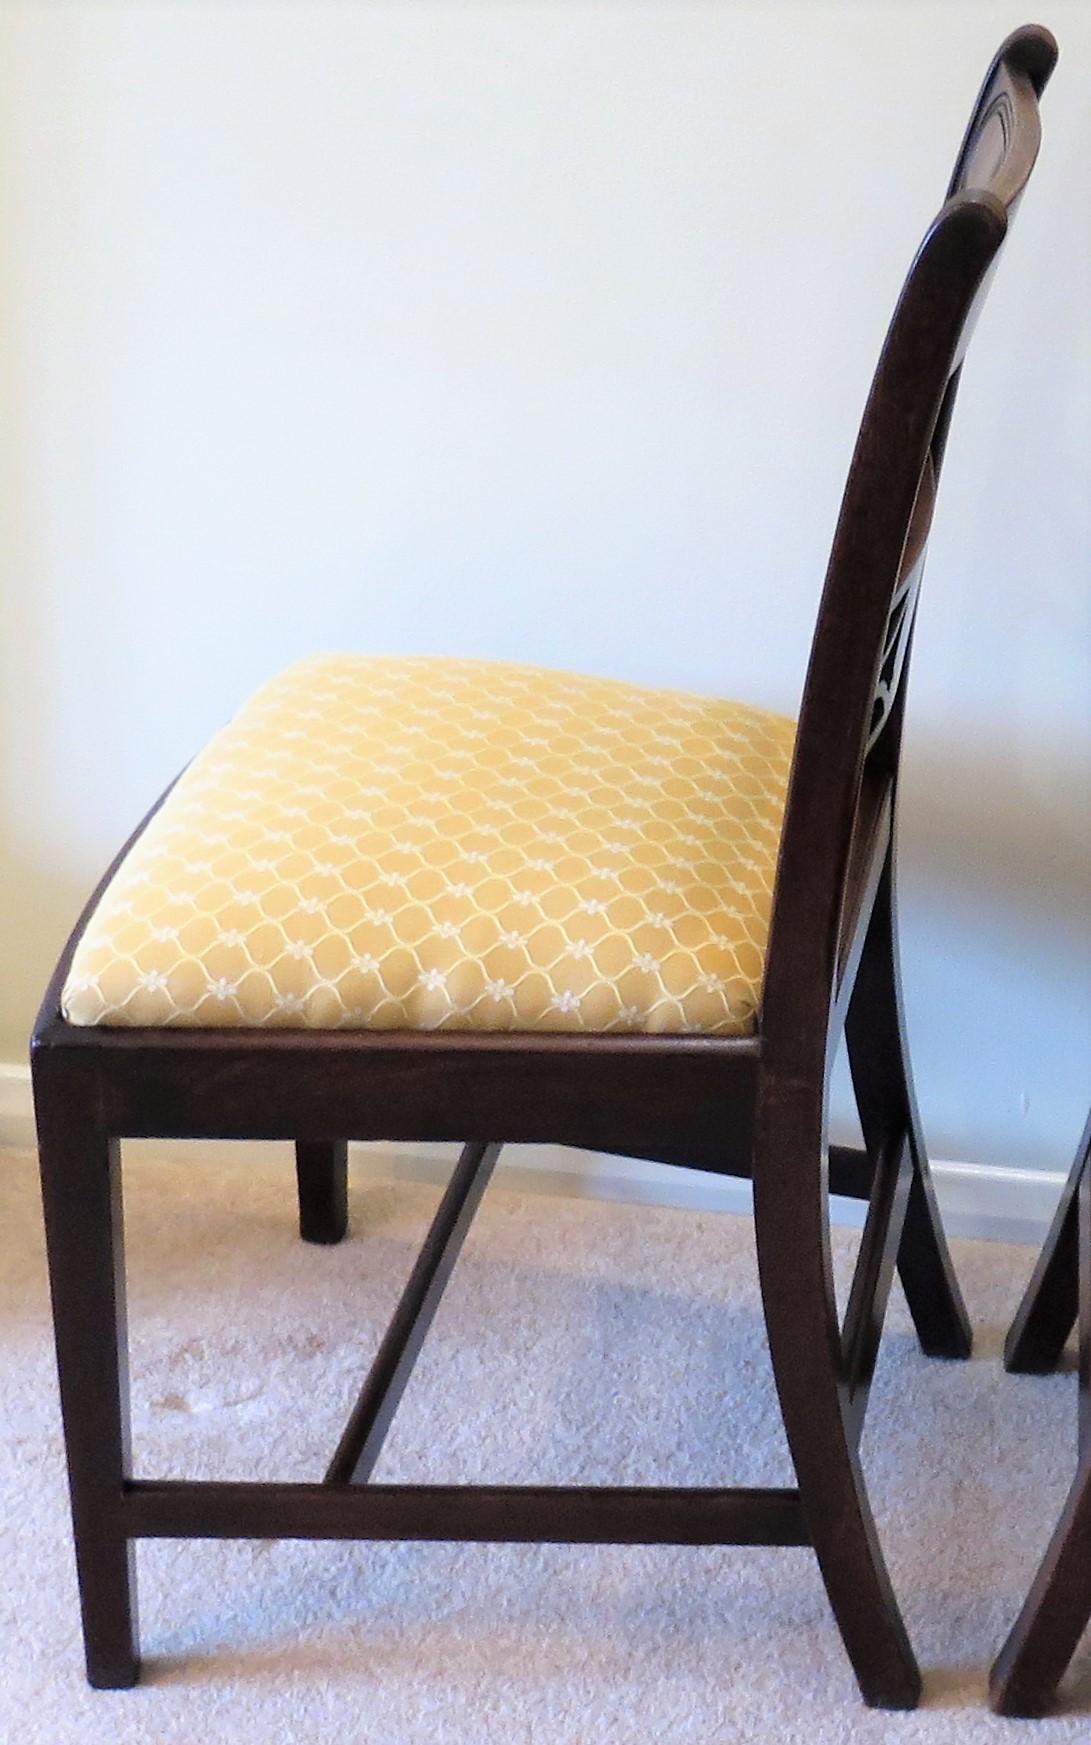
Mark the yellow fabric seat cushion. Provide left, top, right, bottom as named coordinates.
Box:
left=62, top=656, right=796, bottom=1036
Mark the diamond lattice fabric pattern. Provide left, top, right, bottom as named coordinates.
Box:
left=62, top=656, right=796, bottom=1035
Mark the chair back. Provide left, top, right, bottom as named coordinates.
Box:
left=761, top=26, right=1056, bottom=1062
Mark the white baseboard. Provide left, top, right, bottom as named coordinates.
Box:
left=0, top=1060, right=1059, bottom=1246
left=0, top=1063, right=34, bottom=1150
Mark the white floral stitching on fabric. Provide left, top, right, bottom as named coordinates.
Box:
left=62, top=655, right=795, bottom=1035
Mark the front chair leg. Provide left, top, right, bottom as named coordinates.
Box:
left=846, top=853, right=972, bottom=1360
left=295, top=1141, right=349, bottom=1245
left=34, top=1059, right=140, bottom=1688
left=754, top=1102, right=921, bottom=1709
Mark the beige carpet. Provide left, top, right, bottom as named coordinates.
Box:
left=2, top=1142, right=1089, bottom=1743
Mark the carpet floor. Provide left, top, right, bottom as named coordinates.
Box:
left=2, top=1142, right=1089, bottom=1743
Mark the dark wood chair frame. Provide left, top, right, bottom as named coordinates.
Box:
left=990, top=1108, right=1091, bottom=1716
left=31, top=27, right=1055, bottom=1710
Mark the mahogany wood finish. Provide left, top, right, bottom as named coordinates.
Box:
left=124, top=1479, right=809, bottom=1546
left=31, top=26, right=1055, bottom=1709
left=990, top=1110, right=1091, bottom=1717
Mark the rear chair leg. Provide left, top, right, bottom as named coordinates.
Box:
left=295, top=1141, right=349, bottom=1245
left=846, top=853, right=971, bottom=1359
left=754, top=1095, right=921, bottom=1709
left=34, top=1059, right=139, bottom=1688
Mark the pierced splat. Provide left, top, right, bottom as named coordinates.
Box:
left=866, top=456, right=935, bottom=755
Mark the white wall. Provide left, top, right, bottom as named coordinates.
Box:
left=1, top=2, right=1088, bottom=1171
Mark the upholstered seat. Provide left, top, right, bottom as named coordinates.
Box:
left=63, top=655, right=796, bottom=1035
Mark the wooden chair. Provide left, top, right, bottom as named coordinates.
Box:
left=32, top=25, right=1056, bottom=1709
left=990, top=1108, right=1091, bottom=1715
